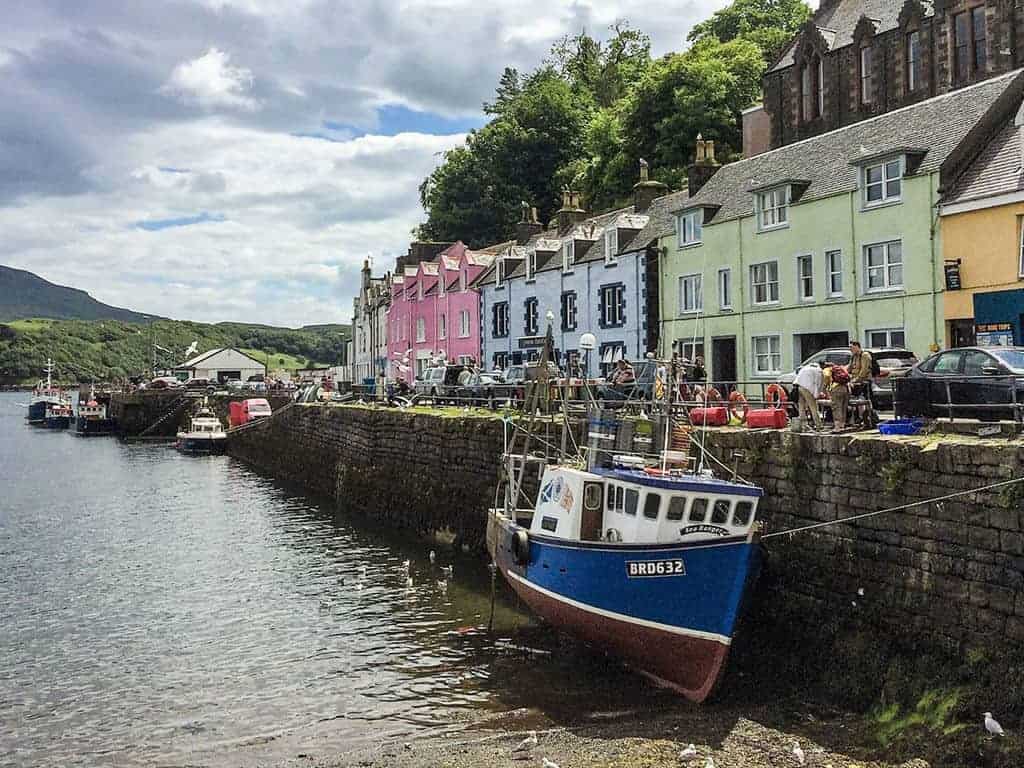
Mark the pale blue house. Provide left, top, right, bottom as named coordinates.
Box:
left=475, top=179, right=687, bottom=377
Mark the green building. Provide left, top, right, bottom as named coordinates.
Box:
left=657, top=72, right=1024, bottom=388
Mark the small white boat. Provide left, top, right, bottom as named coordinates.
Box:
left=176, top=402, right=227, bottom=454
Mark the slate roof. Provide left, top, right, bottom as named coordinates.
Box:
left=619, top=190, right=691, bottom=254
left=772, top=0, right=934, bottom=72
left=681, top=71, right=1024, bottom=225
left=944, top=118, right=1024, bottom=205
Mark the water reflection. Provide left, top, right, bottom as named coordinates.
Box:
left=0, top=392, right=666, bottom=767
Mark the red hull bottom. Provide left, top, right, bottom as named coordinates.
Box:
left=508, top=573, right=731, bottom=703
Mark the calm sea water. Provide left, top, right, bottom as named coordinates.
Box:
left=0, top=392, right=660, bottom=767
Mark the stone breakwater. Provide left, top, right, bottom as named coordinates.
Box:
left=227, top=404, right=513, bottom=543
left=230, top=405, right=1024, bottom=651
left=699, top=429, right=1024, bottom=652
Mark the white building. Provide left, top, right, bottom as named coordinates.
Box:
left=174, top=348, right=266, bottom=383
left=350, top=259, right=390, bottom=384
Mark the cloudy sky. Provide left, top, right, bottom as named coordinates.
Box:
left=1, top=0, right=729, bottom=327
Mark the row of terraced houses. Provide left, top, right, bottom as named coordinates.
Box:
left=349, top=0, right=1024, bottom=388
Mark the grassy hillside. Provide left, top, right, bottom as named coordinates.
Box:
left=0, top=265, right=161, bottom=323
left=0, top=318, right=350, bottom=383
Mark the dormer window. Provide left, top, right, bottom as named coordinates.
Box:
left=604, top=228, right=618, bottom=264
left=526, top=250, right=537, bottom=281
left=677, top=210, right=702, bottom=246
left=800, top=56, right=822, bottom=121
left=860, top=46, right=874, bottom=105
left=562, top=241, right=574, bottom=272
left=756, top=187, right=789, bottom=231
left=496, top=257, right=505, bottom=288
left=864, top=158, right=902, bottom=206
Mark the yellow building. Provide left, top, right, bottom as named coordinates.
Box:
left=940, top=104, right=1024, bottom=348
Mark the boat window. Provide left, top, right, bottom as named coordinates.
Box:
left=624, top=488, right=639, bottom=516
left=606, top=484, right=615, bottom=512
left=541, top=516, right=558, bottom=532
left=689, top=498, right=708, bottom=523
left=712, top=499, right=731, bottom=525
left=732, top=501, right=754, bottom=527
left=667, top=496, right=687, bottom=521
left=642, top=493, right=661, bottom=520
left=584, top=483, right=602, bottom=511
left=615, top=486, right=625, bottom=513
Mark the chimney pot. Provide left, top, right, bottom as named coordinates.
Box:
left=632, top=159, right=669, bottom=213
left=687, top=132, right=721, bottom=196
left=516, top=200, right=544, bottom=244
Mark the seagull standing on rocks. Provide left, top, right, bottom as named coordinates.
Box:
left=792, top=741, right=805, bottom=765
left=985, top=712, right=1005, bottom=736
left=512, top=730, right=538, bottom=755
left=679, top=743, right=698, bottom=761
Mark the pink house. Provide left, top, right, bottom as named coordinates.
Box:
left=386, top=242, right=495, bottom=384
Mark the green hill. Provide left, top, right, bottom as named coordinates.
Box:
left=0, top=318, right=350, bottom=384
left=0, top=265, right=161, bottom=323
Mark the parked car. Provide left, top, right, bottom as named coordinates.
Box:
left=245, top=381, right=267, bottom=393
left=413, top=365, right=468, bottom=402
left=503, top=362, right=561, bottom=403
left=148, top=376, right=183, bottom=390
left=185, top=377, right=215, bottom=392
left=778, top=347, right=918, bottom=409
left=225, top=378, right=244, bottom=391
left=228, top=398, right=272, bottom=426
left=896, top=346, right=1024, bottom=421
left=452, top=372, right=516, bottom=406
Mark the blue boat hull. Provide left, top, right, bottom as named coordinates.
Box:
left=490, top=516, right=761, bottom=701
left=26, top=401, right=48, bottom=424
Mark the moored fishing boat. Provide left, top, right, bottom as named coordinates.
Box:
left=486, top=326, right=764, bottom=702
left=43, top=401, right=74, bottom=429
left=75, top=388, right=116, bottom=436
left=176, top=401, right=227, bottom=454
left=26, top=359, right=66, bottom=425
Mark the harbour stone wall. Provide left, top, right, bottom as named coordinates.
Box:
left=229, top=405, right=1024, bottom=655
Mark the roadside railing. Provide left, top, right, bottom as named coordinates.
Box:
left=892, top=374, right=1024, bottom=424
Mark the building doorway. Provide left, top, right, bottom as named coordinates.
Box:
left=711, top=337, right=737, bottom=392
left=794, top=331, right=849, bottom=366
left=949, top=319, right=975, bottom=347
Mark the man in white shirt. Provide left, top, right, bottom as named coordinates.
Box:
left=794, top=362, right=824, bottom=431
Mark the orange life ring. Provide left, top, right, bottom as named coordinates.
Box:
left=765, top=383, right=788, bottom=409
left=728, top=391, right=749, bottom=422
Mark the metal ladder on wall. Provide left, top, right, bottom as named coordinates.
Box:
left=138, top=394, right=190, bottom=438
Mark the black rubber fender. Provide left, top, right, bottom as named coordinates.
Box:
left=511, top=528, right=530, bottom=565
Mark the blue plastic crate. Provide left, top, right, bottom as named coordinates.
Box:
left=878, top=418, right=924, bottom=436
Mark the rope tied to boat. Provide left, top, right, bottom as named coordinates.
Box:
left=762, top=475, right=1024, bottom=539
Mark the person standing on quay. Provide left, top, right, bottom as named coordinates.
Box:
left=794, top=361, right=823, bottom=431
left=830, top=362, right=851, bottom=432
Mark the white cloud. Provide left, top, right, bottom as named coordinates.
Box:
left=162, top=48, right=258, bottom=111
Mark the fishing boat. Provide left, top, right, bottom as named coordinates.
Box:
left=486, top=328, right=764, bottom=702
left=74, top=388, right=116, bottom=436
left=176, top=401, right=227, bottom=454
left=43, top=401, right=74, bottom=429
left=26, top=359, right=67, bottom=425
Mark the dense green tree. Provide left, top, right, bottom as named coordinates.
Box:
left=687, top=0, right=811, bottom=63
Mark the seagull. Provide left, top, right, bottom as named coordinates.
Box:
left=429, top=550, right=437, bottom=564
left=792, top=742, right=805, bottom=765
left=856, top=587, right=865, bottom=597
left=441, top=565, right=454, bottom=578
left=985, top=712, right=1005, bottom=736
left=679, top=743, right=698, bottom=761
left=541, top=759, right=559, bottom=768
left=512, top=730, right=538, bottom=754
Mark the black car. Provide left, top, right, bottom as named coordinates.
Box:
left=896, top=346, right=1024, bottom=421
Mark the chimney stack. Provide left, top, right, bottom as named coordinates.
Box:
left=632, top=158, right=669, bottom=213
left=687, top=134, right=721, bottom=197
left=516, top=201, right=544, bottom=245
left=555, top=188, right=587, bottom=233
left=361, top=258, right=371, bottom=290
